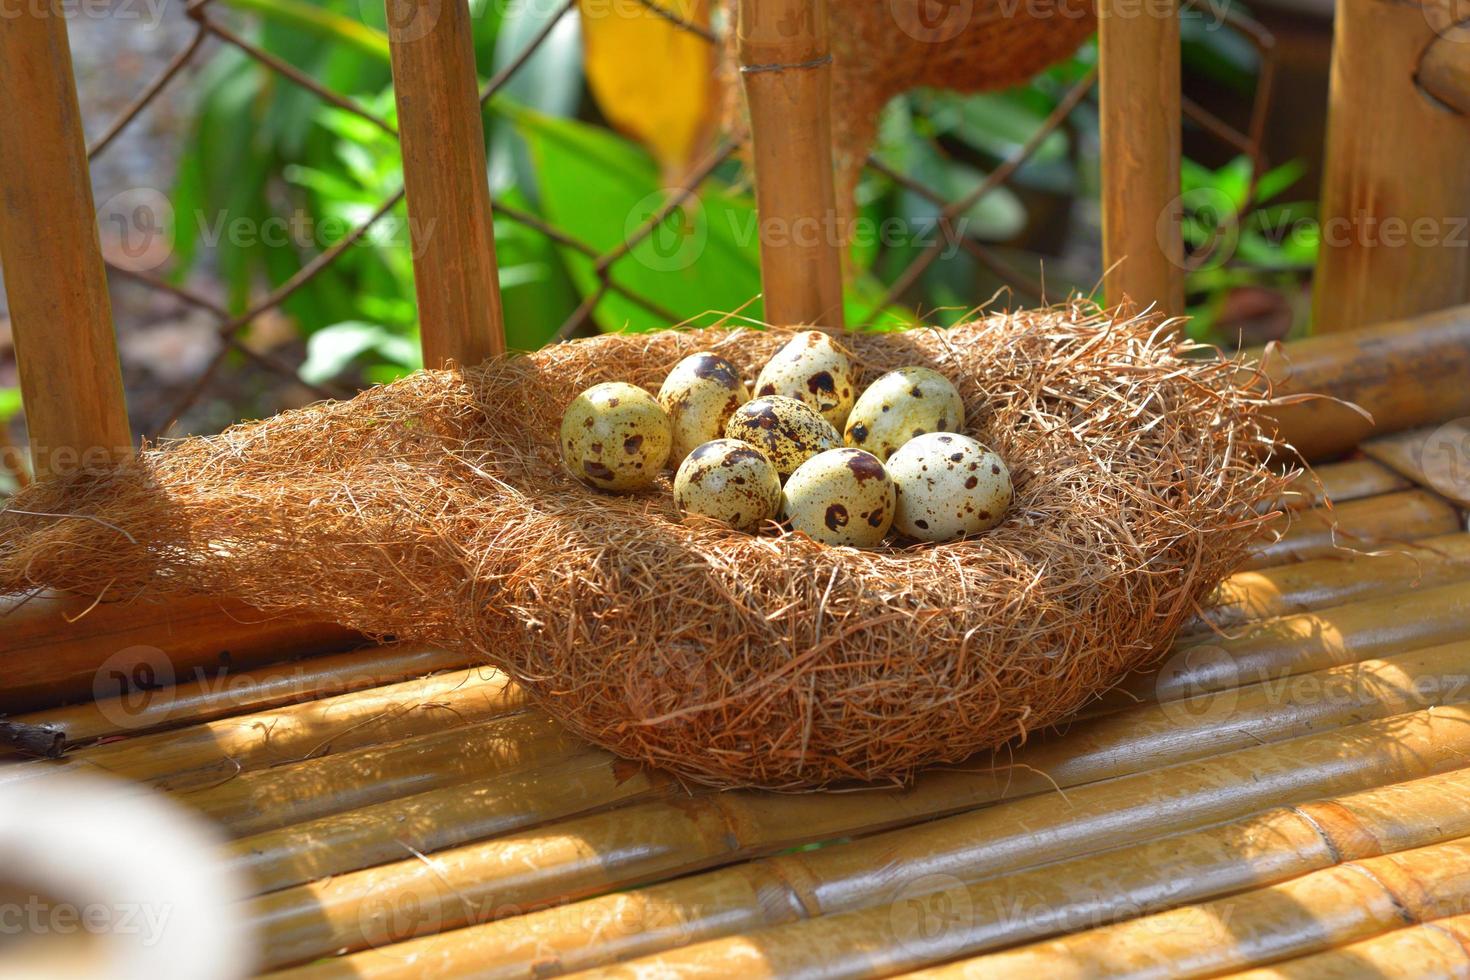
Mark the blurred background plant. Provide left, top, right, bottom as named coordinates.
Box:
left=0, top=0, right=1335, bottom=491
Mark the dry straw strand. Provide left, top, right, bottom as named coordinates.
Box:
left=0, top=305, right=1287, bottom=788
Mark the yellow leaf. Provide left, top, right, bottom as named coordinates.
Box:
left=578, top=0, right=716, bottom=180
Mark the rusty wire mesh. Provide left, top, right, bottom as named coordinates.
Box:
left=67, top=0, right=1277, bottom=454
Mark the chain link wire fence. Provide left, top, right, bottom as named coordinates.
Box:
left=3, top=0, right=1281, bottom=487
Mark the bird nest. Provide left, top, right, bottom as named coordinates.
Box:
left=0, top=306, right=1286, bottom=789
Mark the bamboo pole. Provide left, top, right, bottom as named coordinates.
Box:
left=1192, top=532, right=1470, bottom=630
left=1243, top=488, right=1459, bottom=570
left=243, top=637, right=1470, bottom=906
left=1251, top=303, right=1470, bottom=462
left=1117, top=579, right=1470, bottom=707
left=230, top=750, right=672, bottom=894
left=1098, top=0, right=1183, bottom=315
left=0, top=2, right=132, bottom=479
left=923, top=834, right=1470, bottom=979
left=737, top=0, right=844, bottom=328
left=387, top=0, right=506, bottom=365
left=59, top=665, right=526, bottom=787
left=1273, top=458, right=1410, bottom=510
left=172, top=710, right=582, bottom=836
left=0, top=592, right=360, bottom=715
left=571, top=774, right=1470, bottom=980
left=1311, top=0, right=1470, bottom=332
left=1221, top=912, right=1470, bottom=979
left=5, top=644, right=472, bottom=749
left=1360, top=425, right=1470, bottom=507
left=257, top=704, right=1470, bottom=973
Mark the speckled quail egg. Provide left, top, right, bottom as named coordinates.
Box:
left=657, top=352, right=750, bottom=464
left=781, top=448, right=896, bottom=548
left=724, top=395, right=841, bottom=480
left=844, top=367, right=965, bottom=461
left=560, top=382, right=671, bottom=491
left=888, top=432, right=1012, bottom=542
left=673, top=439, right=782, bottom=531
left=753, top=330, right=857, bottom=428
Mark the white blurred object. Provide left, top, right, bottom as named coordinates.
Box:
left=0, top=770, right=253, bottom=980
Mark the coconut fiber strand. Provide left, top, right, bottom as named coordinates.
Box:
left=0, top=307, right=1285, bottom=789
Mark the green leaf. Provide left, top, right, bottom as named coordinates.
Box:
left=1253, top=159, right=1307, bottom=205
left=0, top=388, right=22, bottom=422
left=505, top=100, right=763, bottom=332
left=301, top=321, right=420, bottom=384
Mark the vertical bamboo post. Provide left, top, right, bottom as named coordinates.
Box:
left=1098, top=1, right=1184, bottom=316
left=386, top=0, right=506, bottom=365
left=0, top=6, right=132, bottom=480
left=737, top=0, right=845, bottom=329
left=1311, top=0, right=1470, bottom=332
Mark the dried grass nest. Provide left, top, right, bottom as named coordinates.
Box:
left=0, top=306, right=1286, bottom=789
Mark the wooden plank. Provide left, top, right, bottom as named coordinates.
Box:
left=1098, top=0, right=1183, bottom=315
left=0, top=4, right=131, bottom=478
left=737, top=0, right=844, bottom=327
left=1312, top=0, right=1470, bottom=331
left=387, top=0, right=506, bottom=365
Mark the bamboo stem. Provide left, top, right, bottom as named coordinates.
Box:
left=57, top=665, right=525, bottom=787
left=1098, top=0, right=1183, bottom=316
left=1193, top=532, right=1470, bottom=631
left=1274, top=458, right=1410, bottom=510
left=737, top=0, right=844, bottom=327
left=230, top=750, right=671, bottom=894
left=0, top=3, right=132, bottom=478
left=924, top=834, right=1470, bottom=978
left=1311, top=0, right=1470, bottom=332
left=259, top=704, right=1470, bottom=973
left=1244, top=489, right=1460, bottom=570
left=243, top=636, right=1470, bottom=906
left=1249, top=303, right=1470, bottom=461
left=170, top=710, right=581, bottom=836
left=1119, top=580, right=1470, bottom=707
left=573, top=773, right=1470, bottom=980
left=1221, top=912, right=1470, bottom=979
left=387, top=0, right=507, bottom=364
left=0, top=592, right=360, bottom=715
left=5, top=644, right=473, bottom=749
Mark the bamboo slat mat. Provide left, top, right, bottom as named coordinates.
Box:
left=7, top=454, right=1470, bottom=979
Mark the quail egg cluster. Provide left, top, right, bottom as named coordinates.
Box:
left=558, top=331, right=1014, bottom=547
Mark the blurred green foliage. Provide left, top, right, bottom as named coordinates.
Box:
left=167, top=0, right=1317, bottom=390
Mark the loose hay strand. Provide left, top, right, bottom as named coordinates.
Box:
left=0, top=305, right=1289, bottom=788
